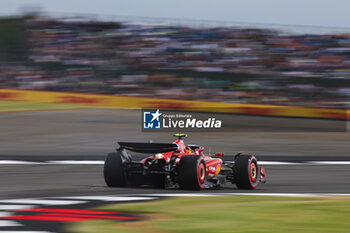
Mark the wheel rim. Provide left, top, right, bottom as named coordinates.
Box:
left=250, top=162, right=257, bottom=183
left=198, top=163, right=205, bottom=183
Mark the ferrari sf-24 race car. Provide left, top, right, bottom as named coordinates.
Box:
left=104, top=134, right=266, bottom=190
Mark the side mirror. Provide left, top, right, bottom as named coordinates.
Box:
left=215, top=152, right=224, bottom=157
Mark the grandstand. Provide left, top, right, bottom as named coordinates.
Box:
left=0, top=13, right=349, bottom=108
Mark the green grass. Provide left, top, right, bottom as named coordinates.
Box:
left=67, top=196, right=350, bottom=233
left=0, top=101, right=90, bottom=112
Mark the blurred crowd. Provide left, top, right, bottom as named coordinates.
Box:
left=1, top=15, right=350, bottom=108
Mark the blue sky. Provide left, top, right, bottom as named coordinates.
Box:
left=1, top=0, right=349, bottom=28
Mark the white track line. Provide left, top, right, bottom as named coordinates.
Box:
left=147, top=193, right=224, bottom=197
left=0, top=232, right=55, bottom=233
left=0, top=211, right=12, bottom=217
left=0, top=220, right=23, bottom=227
left=0, top=160, right=44, bottom=165
left=61, top=193, right=350, bottom=200
left=307, top=161, right=350, bottom=165
left=59, top=196, right=156, bottom=201
left=143, top=193, right=350, bottom=197
left=258, top=161, right=301, bottom=165
left=0, top=199, right=86, bottom=205
left=47, top=160, right=104, bottom=165
left=0, top=205, right=37, bottom=210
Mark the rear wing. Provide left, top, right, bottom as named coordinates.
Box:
left=118, top=142, right=179, bottom=153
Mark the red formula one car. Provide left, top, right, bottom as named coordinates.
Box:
left=104, top=134, right=266, bottom=190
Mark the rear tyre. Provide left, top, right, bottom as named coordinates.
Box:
left=233, top=154, right=259, bottom=189
left=178, top=155, right=206, bottom=190
left=104, top=152, right=127, bottom=187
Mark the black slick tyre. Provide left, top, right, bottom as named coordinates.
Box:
left=178, top=155, right=206, bottom=190
left=104, top=152, right=127, bottom=187
left=234, top=154, right=259, bottom=189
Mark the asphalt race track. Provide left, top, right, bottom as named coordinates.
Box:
left=1, top=109, right=349, bottom=157
left=0, top=109, right=349, bottom=232
left=1, top=163, right=350, bottom=200
left=0, top=109, right=350, bottom=199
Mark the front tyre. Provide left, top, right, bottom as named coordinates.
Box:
left=234, top=154, right=259, bottom=189
left=104, top=152, right=127, bottom=187
left=178, top=155, right=206, bottom=190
